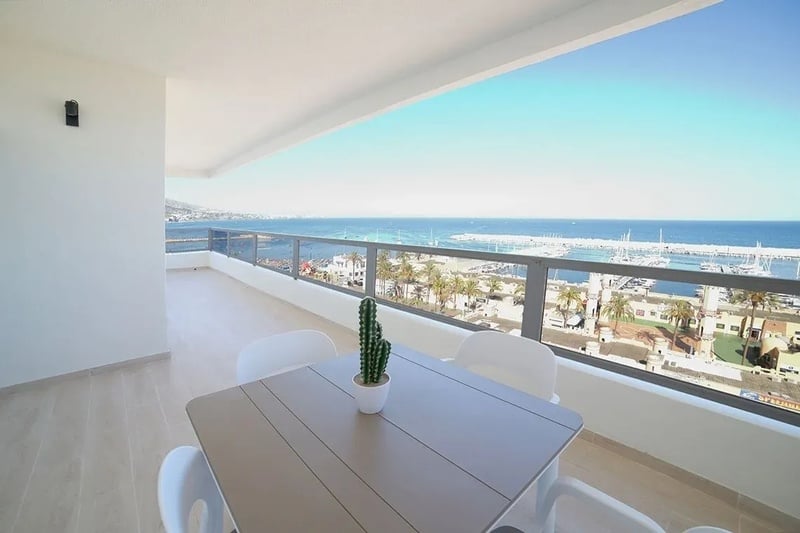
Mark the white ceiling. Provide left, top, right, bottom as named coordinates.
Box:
left=0, top=0, right=718, bottom=177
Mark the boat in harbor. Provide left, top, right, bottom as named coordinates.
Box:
left=733, top=242, right=773, bottom=277
left=610, top=230, right=669, bottom=268
left=641, top=229, right=670, bottom=268
left=700, top=253, right=721, bottom=272
left=606, top=231, right=672, bottom=293
left=609, top=231, right=634, bottom=264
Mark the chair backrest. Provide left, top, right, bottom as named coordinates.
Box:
left=537, top=476, right=664, bottom=533
left=454, top=331, right=557, bottom=401
left=534, top=476, right=732, bottom=533
left=158, top=446, right=224, bottom=533
left=236, top=329, right=337, bottom=385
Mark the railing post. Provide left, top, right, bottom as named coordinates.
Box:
left=252, top=234, right=258, bottom=265
left=365, top=245, right=377, bottom=298
left=207, top=228, right=213, bottom=251
left=292, top=239, right=300, bottom=279
left=521, top=260, right=548, bottom=341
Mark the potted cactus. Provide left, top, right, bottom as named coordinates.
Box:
left=352, top=296, right=392, bottom=414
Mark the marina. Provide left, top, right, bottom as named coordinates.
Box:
left=451, top=233, right=800, bottom=260
left=168, top=219, right=800, bottom=294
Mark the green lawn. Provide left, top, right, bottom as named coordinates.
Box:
left=712, top=333, right=756, bottom=367
left=633, top=317, right=672, bottom=329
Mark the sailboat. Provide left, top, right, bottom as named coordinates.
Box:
left=609, top=231, right=633, bottom=264
left=700, top=252, right=720, bottom=272
left=734, top=242, right=773, bottom=277
left=642, top=229, right=670, bottom=268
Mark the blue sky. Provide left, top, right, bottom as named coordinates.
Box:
left=166, top=0, right=800, bottom=220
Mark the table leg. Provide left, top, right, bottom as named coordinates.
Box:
left=536, top=457, right=558, bottom=533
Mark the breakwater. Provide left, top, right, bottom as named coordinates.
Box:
left=451, top=234, right=800, bottom=260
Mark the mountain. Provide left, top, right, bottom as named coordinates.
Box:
left=165, top=198, right=263, bottom=222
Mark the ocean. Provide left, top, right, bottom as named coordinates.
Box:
left=166, top=218, right=800, bottom=295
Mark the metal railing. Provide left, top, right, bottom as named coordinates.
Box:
left=174, top=227, right=800, bottom=425
left=165, top=237, right=210, bottom=253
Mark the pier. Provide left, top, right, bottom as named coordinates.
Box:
left=451, top=233, right=800, bottom=260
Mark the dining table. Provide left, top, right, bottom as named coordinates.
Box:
left=186, top=344, right=583, bottom=532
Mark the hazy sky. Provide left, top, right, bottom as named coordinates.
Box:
left=166, top=0, right=800, bottom=220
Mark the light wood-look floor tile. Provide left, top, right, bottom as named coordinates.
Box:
left=0, top=268, right=794, bottom=532
left=0, top=386, right=55, bottom=531
left=13, top=377, right=89, bottom=532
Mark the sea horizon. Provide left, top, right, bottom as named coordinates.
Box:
left=166, top=218, right=800, bottom=293
left=167, top=217, right=800, bottom=249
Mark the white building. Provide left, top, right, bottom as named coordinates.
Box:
left=325, top=254, right=366, bottom=286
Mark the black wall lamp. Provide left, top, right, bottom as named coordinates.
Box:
left=65, top=99, right=79, bottom=127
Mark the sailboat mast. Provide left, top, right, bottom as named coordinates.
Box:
left=658, top=228, right=663, bottom=257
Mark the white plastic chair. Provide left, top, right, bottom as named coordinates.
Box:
left=236, top=329, right=337, bottom=385
left=158, top=446, right=225, bottom=533
left=452, top=331, right=559, bottom=532
left=452, top=331, right=559, bottom=403
left=531, top=476, right=732, bottom=533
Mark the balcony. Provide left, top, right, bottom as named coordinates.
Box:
left=1, top=265, right=796, bottom=532
left=3, top=1, right=799, bottom=530
left=164, top=229, right=799, bottom=528
left=173, top=230, right=800, bottom=418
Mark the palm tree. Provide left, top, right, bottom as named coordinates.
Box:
left=513, top=283, right=525, bottom=305
left=730, top=291, right=779, bottom=365
left=376, top=250, right=393, bottom=295
left=411, top=284, right=425, bottom=305
left=398, top=257, right=416, bottom=300
left=421, top=261, right=439, bottom=309
left=346, top=251, right=362, bottom=283
left=389, top=269, right=403, bottom=301
left=421, top=260, right=438, bottom=281
left=462, top=278, right=480, bottom=309
left=601, top=294, right=634, bottom=333
left=450, top=275, right=464, bottom=309
left=664, top=299, right=695, bottom=351
left=431, top=276, right=450, bottom=312
left=556, top=286, right=583, bottom=323
left=487, top=277, right=502, bottom=299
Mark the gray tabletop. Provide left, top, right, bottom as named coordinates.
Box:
left=186, top=344, right=583, bottom=533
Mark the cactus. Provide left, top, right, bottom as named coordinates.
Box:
left=358, top=297, right=391, bottom=384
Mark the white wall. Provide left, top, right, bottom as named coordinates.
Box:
left=166, top=251, right=210, bottom=270
left=207, top=253, right=467, bottom=355
left=209, top=255, right=800, bottom=518
left=556, top=360, right=800, bottom=518
left=0, top=45, right=168, bottom=388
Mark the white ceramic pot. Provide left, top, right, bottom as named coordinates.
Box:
left=352, top=373, right=391, bottom=414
